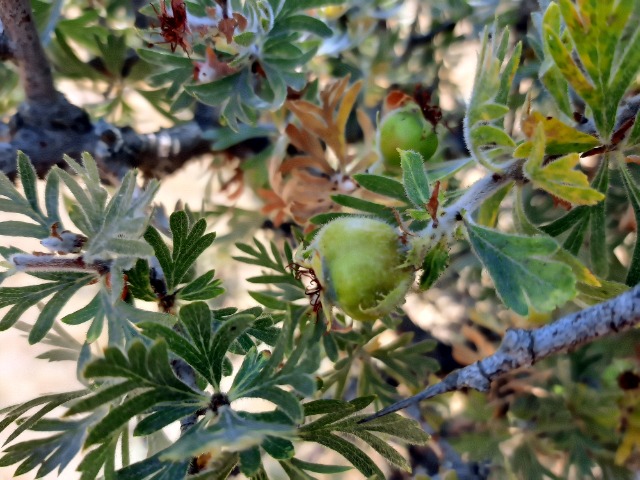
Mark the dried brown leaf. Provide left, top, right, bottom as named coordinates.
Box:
left=218, top=17, right=238, bottom=43
left=287, top=78, right=363, bottom=165
left=233, top=12, right=248, bottom=31
left=262, top=78, right=370, bottom=226
left=285, top=124, right=325, bottom=161
left=280, top=156, right=332, bottom=175
left=287, top=101, right=328, bottom=134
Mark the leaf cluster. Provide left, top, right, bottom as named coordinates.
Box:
left=0, top=153, right=167, bottom=344
left=141, top=0, right=336, bottom=129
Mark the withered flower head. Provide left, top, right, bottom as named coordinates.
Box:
left=261, top=77, right=377, bottom=226
left=152, top=0, right=191, bottom=54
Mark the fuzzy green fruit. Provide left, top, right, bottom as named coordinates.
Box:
left=378, top=107, right=438, bottom=171
left=304, top=217, right=414, bottom=322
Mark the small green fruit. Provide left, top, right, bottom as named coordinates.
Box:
left=378, top=107, right=438, bottom=171
left=304, top=217, right=414, bottom=322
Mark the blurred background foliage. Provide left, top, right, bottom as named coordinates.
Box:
left=1, top=0, right=640, bottom=478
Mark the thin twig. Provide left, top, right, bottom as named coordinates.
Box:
left=10, top=254, right=111, bottom=275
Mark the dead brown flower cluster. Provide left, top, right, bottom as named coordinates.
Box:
left=261, top=77, right=378, bottom=226
left=152, top=0, right=248, bottom=56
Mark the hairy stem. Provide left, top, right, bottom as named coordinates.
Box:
left=407, top=160, right=525, bottom=266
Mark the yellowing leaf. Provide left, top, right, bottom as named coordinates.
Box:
left=616, top=407, right=640, bottom=465
left=521, top=111, right=600, bottom=155
left=543, top=23, right=596, bottom=102
left=553, top=248, right=600, bottom=287
left=513, top=187, right=600, bottom=288
left=542, top=1, right=640, bottom=140
left=286, top=77, right=362, bottom=164
left=524, top=124, right=605, bottom=206
left=526, top=308, right=552, bottom=325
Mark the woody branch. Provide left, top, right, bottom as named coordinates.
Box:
left=0, top=0, right=55, bottom=103
left=0, top=0, right=213, bottom=179
left=364, top=284, right=640, bottom=422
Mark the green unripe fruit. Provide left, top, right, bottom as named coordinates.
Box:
left=304, top=217, right=414, bottom=322
left=378, top=107, right=438, bottom=171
